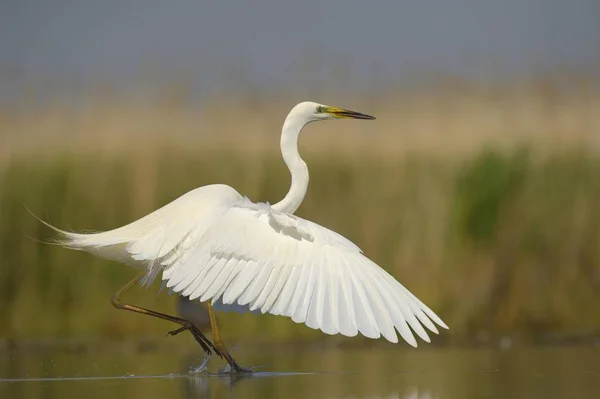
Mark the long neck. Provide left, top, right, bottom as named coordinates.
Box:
left=271, top=114, right=310, bottom=214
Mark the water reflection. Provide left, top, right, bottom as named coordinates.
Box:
left=179, top=373, right=441, bottom=399
left=1, top=341, right=599, bottom=399
left=338, top=389, right=438, bottom=399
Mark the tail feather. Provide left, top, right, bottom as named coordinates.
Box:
left=26, top=206, right=87, bottom=248
left=27, top=206, right=135, bottom=263
left=26, top=205, right=194, bottom=286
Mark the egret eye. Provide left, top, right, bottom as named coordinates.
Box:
left=316, top=106, right=324, bottom=113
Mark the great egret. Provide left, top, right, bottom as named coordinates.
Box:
left=39, top=101, right=448, bottom=373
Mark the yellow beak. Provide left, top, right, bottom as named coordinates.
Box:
left=325, top=106, right=376, bottom=120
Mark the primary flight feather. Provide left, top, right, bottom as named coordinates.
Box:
left=42, top=101, right=448, bottom=349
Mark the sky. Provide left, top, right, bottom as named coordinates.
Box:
left=1, top=0, right=599, bottom=99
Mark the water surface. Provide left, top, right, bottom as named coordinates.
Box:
left=1, top=339, right=598, bottom=398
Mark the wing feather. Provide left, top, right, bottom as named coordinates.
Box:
left=336, top=259, right=357, bottom=337
left=348, top=256, right=397, bottom=342
left=292, top=260, right=317, bottom=324
left=170, top=253, right=209, bottom=294
left=305, top=261, right=324, bottom=331
left=201, top=257, right=237, bottom=301
left=251, top=263, right=281, bottom=312
left=186, top=257, right=222, bottom=300
left=263, top=261, right=292, bottom=314
left=285, top=263, right=308, bottom=319
left=161, top=200, right=447, bottom=346
left=213, top=259, right=246, bottom=302
left=344, top=259, right=380, bottom=339
left=271, top=265, right=299, bottom=316
left=179, top=255, right=212, bottom=297
left=222, top=260, right=259, bottom=304
left=238, top=261, right=271, bottom=307
left=323, top=248, right=338, bottom=335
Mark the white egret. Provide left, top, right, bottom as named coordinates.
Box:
left=39, top=101, right=448, bottom=373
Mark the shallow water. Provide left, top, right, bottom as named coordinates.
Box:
left=1, top=340, right=599, bottom=398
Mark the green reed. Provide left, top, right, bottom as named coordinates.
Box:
left=1, top=143, right=600, bottom=342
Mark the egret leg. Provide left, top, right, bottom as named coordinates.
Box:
left=111, top=272, right=222, bottom=357
left=207, top=302, right=252, bottom=373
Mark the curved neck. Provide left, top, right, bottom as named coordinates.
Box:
left=271, top=114, right=310, bottom=214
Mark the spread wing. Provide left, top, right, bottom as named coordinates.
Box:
left=162, top=200, right=448, bottom=346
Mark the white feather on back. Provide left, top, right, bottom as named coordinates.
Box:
left=46, top=184, right=243, bottom=281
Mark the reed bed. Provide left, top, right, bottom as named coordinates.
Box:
left=1, top=78, right=600, bottom=342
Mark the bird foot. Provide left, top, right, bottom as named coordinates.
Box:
left=166, top=326, right=188, bottom=337
left=166, top=323, right=223, bottom=359
left=218, top=362, right=253, bottom=374
left=220, top=349, right=253, bottom=374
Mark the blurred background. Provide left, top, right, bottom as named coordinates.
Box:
left=1, top=1, right=600, bottom=397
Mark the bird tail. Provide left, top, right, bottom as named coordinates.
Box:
left=26, top=206, right=133, bottom=264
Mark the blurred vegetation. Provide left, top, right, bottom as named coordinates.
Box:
left=1, top=77, right=600, bottom=343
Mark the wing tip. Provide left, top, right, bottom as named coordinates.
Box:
left=437, top=319, right=450, bottom=330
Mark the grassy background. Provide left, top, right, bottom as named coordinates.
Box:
left=1, top=77, right=600, bottom=343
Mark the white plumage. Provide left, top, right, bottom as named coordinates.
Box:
left=42, top=101, right=448, bottom=347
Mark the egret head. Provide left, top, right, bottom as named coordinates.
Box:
left=290, top=101, right=375, bottom=123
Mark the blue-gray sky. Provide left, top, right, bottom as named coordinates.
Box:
left=1, top=0, right=599, bottom=99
